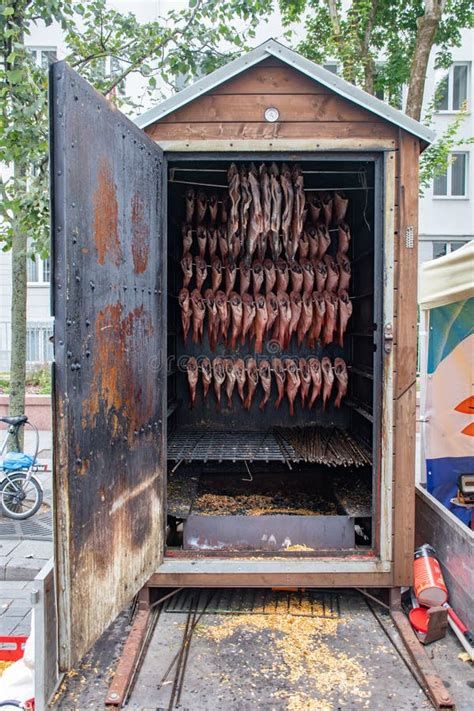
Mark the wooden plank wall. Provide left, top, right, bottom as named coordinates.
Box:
left=392, top=132, right=420, bottom=585
left=146, top=59, right=397, bottom=143
left=146, top=58, right=422, bottom=587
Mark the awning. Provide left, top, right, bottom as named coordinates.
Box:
left=419, top=240, right=474, bottom=310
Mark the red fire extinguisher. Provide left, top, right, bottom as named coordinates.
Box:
left=413, top=544, right=448, bottom=607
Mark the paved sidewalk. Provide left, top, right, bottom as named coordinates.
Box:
left=0, top=580, right=33, bottom=636
left=0, top=449, right=53, bottom=581
left=0, top=538, right=53, bottom=581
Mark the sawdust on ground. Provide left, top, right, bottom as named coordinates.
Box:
left=192, top=492, right=337, bottom=517
left=196, top=597, right=371, bottom=708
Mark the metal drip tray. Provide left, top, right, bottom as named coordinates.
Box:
left=167, top=429, right=298, bottom=463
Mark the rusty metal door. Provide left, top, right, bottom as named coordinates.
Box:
left=50, top=62, right=166, bottom=669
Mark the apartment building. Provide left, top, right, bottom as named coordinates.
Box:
left=0, top=15, right=472, bottom=371
left=418, top=28, right=473, bottom=265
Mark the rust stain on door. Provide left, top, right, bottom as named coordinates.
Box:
left=131, top=192, right=150, bottom=274
left=93, top=158, right=122, bottom=266
left=83, top=302, right=155, bottom=443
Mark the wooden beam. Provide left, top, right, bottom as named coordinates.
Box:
left=392, top=382, right=417, bottom=585
left=211, top=65, right=332, bottom=95
left=159, top=94, right=381, bottom=124
left=147, top=122, right=397, bottom=142
left=396, top=131, right=419, bottom=397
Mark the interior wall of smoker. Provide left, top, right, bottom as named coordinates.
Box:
left=167, top=158, right=376, bottom=445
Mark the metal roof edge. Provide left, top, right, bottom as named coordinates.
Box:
left=134, top=43, right=272, bottom=129
left=135, top=38, right=435, bottom=145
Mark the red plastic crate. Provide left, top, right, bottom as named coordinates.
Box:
left=0, top=635, right=28, bottom=662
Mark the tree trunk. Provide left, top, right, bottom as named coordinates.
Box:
left=406, top=0, right=445, bottom=120
left=8, top=161, right=28, bottom=450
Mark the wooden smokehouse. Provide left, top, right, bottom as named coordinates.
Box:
left=50, top=39, right=434, bottom=667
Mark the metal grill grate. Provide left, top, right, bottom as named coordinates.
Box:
left=162, top=588, right=340, bottom=618
left=0, top=510, right=53, bottom=541
left=167, top=429, right=299, bottom=463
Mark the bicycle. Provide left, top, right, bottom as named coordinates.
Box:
left=0, top=416, right=43, bottom=520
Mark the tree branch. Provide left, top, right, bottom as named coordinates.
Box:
left=406, top=0, right=446, bottom=120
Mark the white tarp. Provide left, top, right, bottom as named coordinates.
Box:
left=419, top=240, right=474, bottom=310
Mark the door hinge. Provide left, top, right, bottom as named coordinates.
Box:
left=384, top=323, right=394, bottom=353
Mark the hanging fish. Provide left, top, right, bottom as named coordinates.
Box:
left=299, top=357, right=311, bottom=408
left=181, top=252, right=193, bottom=289
left=244, top=357, right=259, bottom=411
left=195, top=255, right=208, bottom=292
left=297, top=292, right=313, bottom=347
left=204, top=288, right=218, bottom=351
left=182, top=223, right=193, bottom=256
left=333, top=192, right=348, bottom=224
left=252, top=259, right=264, bottom=297
left=201, top=356, right=212, bottom=400
left=288, top=291, right=302, bottom=346
left=336, top=252, right=351, bottom=291
left=269, top=163, right=282, bottom=259
left=321, top=356, right=335, bottom=410
left=185, top=188, right=195, bottom=224
left=272, top=357, right=286, bottom=409
left=212, top=357, right=226, bottom=410
left=317, top=224, right=331, bottom=259
left=234, top=357, right=246, bottom=405
left=254, top=294, right=269, bottom=353
left=229, top=291, right=243, bottom=350
left=224, top=357, right=237, bottom=408
left=284, top=358, right=300, bottom=417
left=239, top=255, right=252, bottom=296
left=178, top=288, right=191, bottom=344
left=258, top=359, right=272, bottom=411
left=322, top=290, right=338, bottom=346
left=337, top=289, right=353, bottom=347
left=334, top=357, right=348, bottom=408
left=308, top=357, right=322, bottom=408
left=190, top=289, right=205, bottom=344
left=211, top=256, right=222, bottom=293
left=196, top=225, right=207, bottom=258
left=186, top=357, right=199, bottom=409
left=263, top=258, right=276, bottom=294
left=241, top=293, right=256, bottom=346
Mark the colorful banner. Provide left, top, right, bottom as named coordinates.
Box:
left=425, top=298, right=474, bottom=525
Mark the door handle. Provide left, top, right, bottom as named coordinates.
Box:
left=384, top=323, right=394, bottom=353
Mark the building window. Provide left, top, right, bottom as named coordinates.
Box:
left=27, top=256, right=50, bottom=283
left=433, top=152, right=468, bottom=197
left=323, top=62, right=339, bottom=75
left=27, top=47, right=57, bottom=69
left=435, top=63, right=470, bottom=111
left=432, top=240, right=468, bottom=259
left=26, top=323, right=54, bottom=364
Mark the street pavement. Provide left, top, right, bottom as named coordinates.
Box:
left=0, top=433, right=51, bottom=645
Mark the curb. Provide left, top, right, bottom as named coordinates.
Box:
left=0, top=539, right=53, bottom=581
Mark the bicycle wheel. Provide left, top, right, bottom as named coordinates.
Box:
left=0, top=471, right=43, bottom=520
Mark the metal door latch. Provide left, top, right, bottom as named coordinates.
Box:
left=384, top=323, right=394, bottom=353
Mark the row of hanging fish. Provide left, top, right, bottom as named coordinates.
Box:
left=181, top=220, right=350, bottom=263
left=180, top=252, right=351, bottom=298
left=185, top=356, right=348, bottom=415
left=179, top=283, right=352, bottom=351
left=184, top=162, right=349, bottom=261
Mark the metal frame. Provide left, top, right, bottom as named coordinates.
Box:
left=135, top=39, right=434, bottom=146
left=161, top=148, right=393, bottom=573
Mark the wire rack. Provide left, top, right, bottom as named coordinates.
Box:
left=167, top=429, right=299, bottom=463
left=162, top=587, right=340, bottom=618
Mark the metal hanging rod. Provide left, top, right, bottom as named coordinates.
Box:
left=170, top=168, right=367, bottom=175
left=169, top=178, right=373, bottom=191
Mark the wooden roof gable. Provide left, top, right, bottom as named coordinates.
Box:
left=135, top=39, right=434, bottom=145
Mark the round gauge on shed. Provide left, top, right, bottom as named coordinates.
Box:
left=264, top=106, right=280, bottom=123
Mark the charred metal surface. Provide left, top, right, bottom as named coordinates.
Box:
left=50, top=61, right=166, bottom=671
left=183, top=514, right=354, bottom=551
